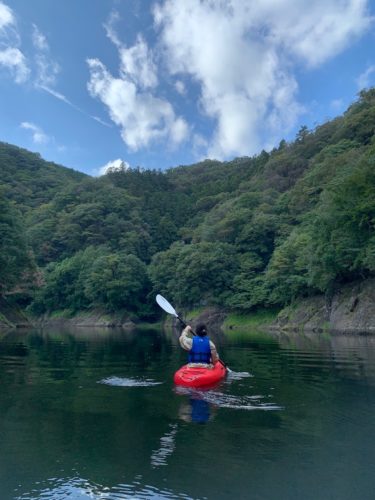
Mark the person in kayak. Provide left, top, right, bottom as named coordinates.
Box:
left=179, top=323, right=219, bottom=367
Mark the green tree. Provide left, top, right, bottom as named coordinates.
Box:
left=227, top=252, right=267, bottom=310
left=265, top=228, right=311, bottom=305
left=0, top=189, right=35, bottom=295
left=306, top=148, right=375, bottom=290
left=149, top=242, right=239, bottom=308
left=85, top=252, right=148, bottom=312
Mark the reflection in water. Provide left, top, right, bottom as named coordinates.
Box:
left=178, top=395, right=213, bottom=424
left=190, top=398, right=210, bottom=423
left=15, top=475, right=194, bottom=499
left=2, top=326, right=375, bottom=500
left=175, top=384, right=282, bottom=416
left=193, top=389, right=283, bottom=411
left=150, top=424, right=178, bottom=467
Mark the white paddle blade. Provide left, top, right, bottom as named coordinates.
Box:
left=156, top=294, right=178, bottom=317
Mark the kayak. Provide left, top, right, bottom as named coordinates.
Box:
left=174, top=361, right=227, bottom=388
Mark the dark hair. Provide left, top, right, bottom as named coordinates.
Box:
left=196, top=323, right=208, bottom=337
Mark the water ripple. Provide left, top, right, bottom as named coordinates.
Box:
left=201, top=390, right=283, bottom=411
left=15, top=476, right=195, bottom=499
left=97, top=376, right=163, bottom=387
left=150, top=423, right=178, bottom=467
left=175, top=386, right=282, bottom=411
left=226, top=370, right=253, bottom=381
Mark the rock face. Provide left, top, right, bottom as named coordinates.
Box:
left=192, top=307, right=227, bottom=331
left=36, top=311, right=135, bottom=329
left=276, top=278, right=375, bottom=333
left=169, top=307, right=227, bottom=339
left=1, top=279, right=374, bottom=334
left=0, top=297, right=31, bottom=329
left=0, top=300, right=135, bottom=330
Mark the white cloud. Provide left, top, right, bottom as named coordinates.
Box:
left=99, top=158, right=130, bottom=176
left=103, top=10, right=122, bottom=47
left=357, top=64, right=375, bottom=90
left=0, top=1, right=29, bottom=83
left=104, top=11, right=158, bottom=89
left=31, top=23, right=48, bottom=51
left=32, top=24, right=60, bottom=87
left=257, top=0, right=372, bottom=68
left=119, top=34, right=158, bottom=89
left=154, top=0, right=372, bottom=159
left=0, top=47, right=29, bottom=83
left=0, top=1, right=13, bottom=30
left=21, top=121, right=49, bottom=144
left=87, top=14, right=189, bottom=151
left=175, top=80, right=186, bottom=95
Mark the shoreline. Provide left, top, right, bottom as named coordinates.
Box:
left=1, top=277, right=374, bottom=334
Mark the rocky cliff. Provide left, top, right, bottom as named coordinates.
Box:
left=275, top=278, right=375, bottom=333
left=0, top=297, right=31, bottom=329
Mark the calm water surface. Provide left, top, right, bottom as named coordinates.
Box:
left=1, top=326, right=375, bottom=499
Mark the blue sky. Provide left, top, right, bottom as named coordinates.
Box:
left=1, top=0, right=374, bottom=176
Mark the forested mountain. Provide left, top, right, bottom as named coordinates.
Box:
left=0, top=142, right=87, bottom=211
left=1, top=89, right=374, bottom=319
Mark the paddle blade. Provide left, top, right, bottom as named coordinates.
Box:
left=156, top=294, right=178, bottom=317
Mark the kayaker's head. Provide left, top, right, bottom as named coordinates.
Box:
left=196, top=323, right=208, bottom=337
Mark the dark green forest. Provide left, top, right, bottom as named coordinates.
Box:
left=1, top=89, right=375, bottom=320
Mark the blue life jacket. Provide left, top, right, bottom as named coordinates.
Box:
left=189, top=336, right=211, bottom=364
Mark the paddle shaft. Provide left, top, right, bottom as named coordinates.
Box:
left=156, top=294, right=230, bottom=371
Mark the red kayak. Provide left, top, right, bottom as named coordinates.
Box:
left=174, top=361, right=227, bottom=388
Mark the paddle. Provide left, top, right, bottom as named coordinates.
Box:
left=155, top=294, right=231, bottom=372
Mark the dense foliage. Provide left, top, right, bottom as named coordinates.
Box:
left=0, top=188, right=36, bottom=296
left=0, top=89, right=374, bottom=318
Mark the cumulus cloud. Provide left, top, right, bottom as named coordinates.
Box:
left=119, top=34, right=158, bottom=89
left=0, top=1, right=14, bottom=31
left=87, top=13, right=189, bottom=151
left=154, top=0, right=372, bottom=158
left=0, top=47, right=29, bottom=83
left=256, top=0, right=372, bottom=68
left=0, top=1, right=29, bottom=83
left=105, top=11, right=158, bottom=89
left=21, top=121, right=49, bottom=144
left=357, top=64, right=375, bottom=90
left=99, top=158, right=130, bottom=176
left=87, top=58, right=188, bottom=150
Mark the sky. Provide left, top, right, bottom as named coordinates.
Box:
left=0, top=0, right=374, bottom=176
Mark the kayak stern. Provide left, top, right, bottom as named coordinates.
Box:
left=174, top=361, right=227, bottom=388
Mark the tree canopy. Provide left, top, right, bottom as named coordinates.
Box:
left=1, top=89, right=374, bottom=318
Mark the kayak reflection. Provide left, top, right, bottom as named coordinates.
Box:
left=191, top=398, right=210, bottom=423
left=175, top=385, right=219, bottom=423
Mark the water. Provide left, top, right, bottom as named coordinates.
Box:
left=1, top=326, right=375, bottom=499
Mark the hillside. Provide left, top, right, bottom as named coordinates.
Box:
left=0, top=89, right=374, bottom=327
left=0, top=142, right=87, bottom=211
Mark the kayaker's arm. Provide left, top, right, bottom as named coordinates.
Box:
left=179, top=325, right=193, bottom=351
left=209, top=341, right=219, bottom=365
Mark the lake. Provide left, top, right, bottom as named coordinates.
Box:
left=0, top=326, right=375, bottom=499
